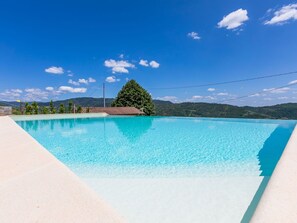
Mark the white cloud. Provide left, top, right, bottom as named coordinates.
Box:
left=217, top=92, right=229, bottom=96
left=45, top=66, right=64, bottom=74
left=11, top=89, right=23, bottom=93
left=112, top=66, right=129, bottom=73
left=187, top=32, right=201, bottom=40
left=149, top=60, right=160, bottom=68
left=68, top=79, right=80, bottom=86
left=69, top=77, right=96, bottom=86
left=88, top=77, right=96, bottom=83
left=104, top=59, right=135, bottom=74
left=205, top=96, right=216, bottom=100
left=45, top=87, right=54, bottom=91
left=289, top=80, right=297, bottom=85
left=119, top=54, right=124, bottom=59
left=0, top=89, right=23, bottom=101
left=218, top=9, right=249, bottom=30
left=278, top=96, right=289, bottom=100
left=105, top=76, right=120, bottom=83
left=190, top=95, right=216, bottom=101
left=249, top=93, right=261, bottom=97
left=263, top=87, right=290, bottom=94
left=24, top=88, right=50, bottom=101
left=139, top=59, right=149, bottom=67
left=263, top=98, right=273, bottom=101
left=78, top=78, right=88, bottom=84
left=156, top=96, right=177, bottom=101
left=192, top=95, right=203, bottom=99
left=67, top=73, right=73, bottom=77
left=265, top=4, right=297, bottom=25
left=207, top=88, right=216, bottom=92
left=58, top=86, right=87, bottom=93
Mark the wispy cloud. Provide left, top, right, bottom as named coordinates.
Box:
left=263, top=87, right=290, bottom=94
left=0, top=89, right=23, bottom=101
left=265, top=4, right=297, bottom=25
left=187, top=32, right=201, bottom=40
left=192, top=95, right=203, bottom=99
left=105, top=76, right=120, bottom=83
left=104, top=59, right=135, bottom=74
left=289, top=80, right=297, bottom=85
left=88, top=77, right=96, bottom=83
left=217, top=92, right=229, bottom=96
left=218, top=9, right=249, bottom=30
left=207, top=88, right=216, bottom=92
left=68, top=77, right=96, bottom=86
left=68, top=79, right=80, bottom=86
left=191, top=95, right=216, bottom=100
left=45, top=66, right=64, bottom=74
left=156, top=96, right=177, bottom=101
left=24, top=88, right=50, bottom=101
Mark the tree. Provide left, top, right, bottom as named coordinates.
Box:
left=59, top=104, right=65, bottom=114
left=42, top=106, right=49, bottom=114
left=49, top=100, right=56, bottom=114
left=25, top=103, right=33, bottom=115
left=112, top=80, right=155, bottom=115
left=32, top=102, right=39, bottom=114
left=86, top=107, right=90, bottom=113
left=76, top=105, right=82, bottom=113
left=68, top=101, right=73, bottom=113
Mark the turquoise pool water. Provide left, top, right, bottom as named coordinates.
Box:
left=17, top=116, right=296, bottom=177
left=16, top=116, right=297, bottom=223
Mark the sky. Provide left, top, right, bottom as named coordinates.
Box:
left=0, top=0, right=297, bottom=106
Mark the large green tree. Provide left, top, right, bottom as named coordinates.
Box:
left=112, top=80, right=155, bottom=115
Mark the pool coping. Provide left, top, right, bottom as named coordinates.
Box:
left=10, top=112, right=109, bottom=121
left=0, top=115, right=126, bottom=223
left=251, top=124, right=297, bottom=222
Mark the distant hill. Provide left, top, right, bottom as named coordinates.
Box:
left=154, top=101, right=297, bottom=119
left=1, top=97, right=297, bottom=120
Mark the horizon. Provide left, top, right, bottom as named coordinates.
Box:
left=1, top=1, right=297, bottom=106
left=2, top=96, right=297, bottom=108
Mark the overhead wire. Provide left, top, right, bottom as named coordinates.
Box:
left=147, top=70, right=297, bottom=90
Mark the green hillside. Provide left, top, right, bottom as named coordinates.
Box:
left=1, top=97, right=297, bottom=120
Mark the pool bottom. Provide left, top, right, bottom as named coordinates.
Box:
left=81, top=176, right=264, bottom=223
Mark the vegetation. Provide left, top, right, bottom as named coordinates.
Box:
left=42, top=106, right=49, bottom=114
left=49, top=100, right=56, bottom=114
left=16, top=100, right=83, bottom=115
left=76, top=105, right=82, bottom=113
left=68, top=101, right=73, bottom=113
left=32, top=102, right=39, bottom=114
left=59, top=104, right=65, bottom=114
left=24, top=103, right=33, bottom=115
left=154, top=101, right=297, bottom=119
left=112, top=80, right=155, bottom=115
left=3, top=97, right=297, bottom=119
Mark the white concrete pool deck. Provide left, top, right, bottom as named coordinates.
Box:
left=251, top=124, right=297, bottom=223
left=0, top=115, right=126, bottom=223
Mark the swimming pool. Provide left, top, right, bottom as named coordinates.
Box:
left=17, top=116, right=296, bottom=223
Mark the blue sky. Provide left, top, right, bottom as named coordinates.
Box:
left=0, top=0, right=297, bottom=106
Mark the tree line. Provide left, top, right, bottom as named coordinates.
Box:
left=22, top=100, right=89, bottom=115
